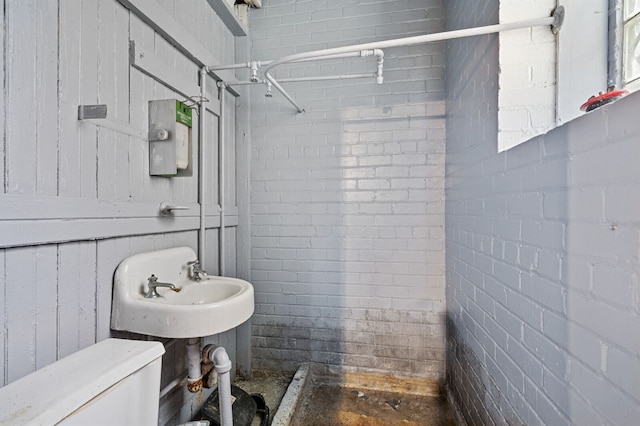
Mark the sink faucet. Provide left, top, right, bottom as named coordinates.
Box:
left=144, top=274, right=176, bottom=298
left=187, top=260, right=208, bottom=281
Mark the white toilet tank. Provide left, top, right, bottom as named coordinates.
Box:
left=0, top=338, right=165, bottom=425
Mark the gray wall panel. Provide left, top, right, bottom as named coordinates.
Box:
left=0, top=1, right=243, bottom=425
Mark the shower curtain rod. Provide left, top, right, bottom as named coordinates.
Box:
left=211, top=7, right=565, bottom=113
left=208, top=51, right=380, bottom=71
left=229, top=73, right=374, bottom=87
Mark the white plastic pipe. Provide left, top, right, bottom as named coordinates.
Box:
left=208, top=62, right=252, bottom=70
left=218, top=83, right=226, bottom=276
left=266, top=77, right=305, bottom=113
left=264, top=16, right=555, bottom=74
left=81, top=118, right=148, bottom=140
left=228, top=73, right=375, bottom=87
left=207, top=50, right=379, bottom=72
left=226, top=80, right=264, bottom=86
left=159, top=373, right=188, bottom=399
left=203, top=345, right=233, bottom=426
left=265, top=50, right=384, bottom=112
left=262, top=15, right=558, bottom=112
left=375, top=49, right=384, bottom=84
left=209, top=50, right=385, bottom=112
left=198, top=67, right=207, bottom=266
left=280, top=73, right=374, bottom=83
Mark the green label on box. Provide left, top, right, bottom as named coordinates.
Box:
left=176, top=100, right=192, bottom=128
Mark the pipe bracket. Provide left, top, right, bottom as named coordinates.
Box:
left=551, top=6, right=565, bottom=35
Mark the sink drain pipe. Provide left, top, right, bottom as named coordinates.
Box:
left=185, top=339, right=234, bottom=426
left=186, top=338, right=204, bottom=392
left=203, top=344, right=234, bottom=426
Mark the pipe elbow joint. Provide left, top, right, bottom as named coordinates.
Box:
left=204, top=345, right=233, bottom=374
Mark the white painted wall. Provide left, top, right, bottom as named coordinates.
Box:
left=497, top=0, right=609, bottom=151
left=446, top=0, right=640, bottom=423
left=0, top=1, right=244, bottom=424
left=498, top=0, right=556, bottom=151
left=248, top=0, right=447, bottom=380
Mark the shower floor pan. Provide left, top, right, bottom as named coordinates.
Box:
left=236, top=364, right=456, bottom=426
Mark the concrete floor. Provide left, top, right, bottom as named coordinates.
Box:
left=231, top=367, right=456, bottom=426
left=295, top=384, right=456, bottom=426
left=234, top=370, right=294, bottom=425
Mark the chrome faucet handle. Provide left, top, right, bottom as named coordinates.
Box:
left=144, top=274, right=176, bottom=298
left=187, top=260, right=207, bottom=281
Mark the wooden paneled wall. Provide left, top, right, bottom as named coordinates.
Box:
left=0, top=1, right=243, bottom=424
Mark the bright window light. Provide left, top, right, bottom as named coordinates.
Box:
left=623, top=0, right=640, bottom=89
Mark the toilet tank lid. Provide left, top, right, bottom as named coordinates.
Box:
left=0, top=338, right=165, bottom=425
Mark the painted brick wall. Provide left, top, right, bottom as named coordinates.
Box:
left=498, top=0, right=556, bottom=151
left=446, top=0, right=640, bottom=424
left=248, top=0, right=447, bottom=379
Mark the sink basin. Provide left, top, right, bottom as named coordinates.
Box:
left=161, top=280, right=244, bottom=305
left=111, top=247, right=254, bottom=338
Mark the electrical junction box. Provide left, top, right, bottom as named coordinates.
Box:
left=149, top=99, right=193, bottom=177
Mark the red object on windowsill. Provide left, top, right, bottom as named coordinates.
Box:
left=580, top=89, right=629, bottom=112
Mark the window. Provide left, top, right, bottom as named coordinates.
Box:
left=497, top=1, right=635, bottom=151
left=498, top=0, right=610, bottom=151
left=623, top=0, right=640, bottom=89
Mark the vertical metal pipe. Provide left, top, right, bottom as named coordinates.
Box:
left=218, top=83, right=226, bottom=276
left=186, top=337, right=203, bottom=393
left=608, top=0, right=623, bottom=88
left=199, top=67, right=207, bottom=267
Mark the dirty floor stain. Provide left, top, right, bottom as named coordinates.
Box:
left=295, top=384, right=456, bottom=426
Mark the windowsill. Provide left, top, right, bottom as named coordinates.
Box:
left=506, top=89, right=639, bottom=155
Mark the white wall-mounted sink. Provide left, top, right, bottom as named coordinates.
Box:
left=111, top=247, right=254, bottom=338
